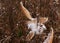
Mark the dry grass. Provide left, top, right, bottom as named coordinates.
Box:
left=0, top=0, right=60, bottom=43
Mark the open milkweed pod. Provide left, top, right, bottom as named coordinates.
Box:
left=26, top=31, right=35, bottom=41
left=20, top=2, right=34, bottom=20
left=39, top=17, right=48, bottom=23
left=43, top=27, right=54, bottom=43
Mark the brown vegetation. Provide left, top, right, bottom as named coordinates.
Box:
left=0, top=0, right=60, bottom=43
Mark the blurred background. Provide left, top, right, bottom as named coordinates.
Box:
left=0, top=0, right=60, bottom=43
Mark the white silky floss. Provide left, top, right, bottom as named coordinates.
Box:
left=27, top=22, right=47, bottom=34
